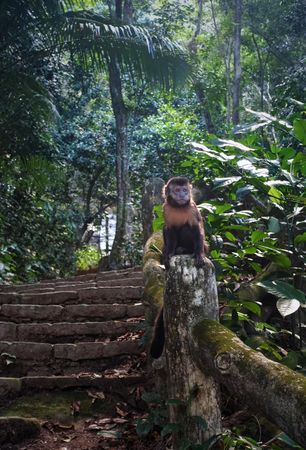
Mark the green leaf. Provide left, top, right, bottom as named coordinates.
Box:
left=268, top=186, right=283, bottom=204
left=276, top=432, right=304, bottom=448
left=161, top=423, right=180, bottom=437
left=245, top=108, right=292, bottom=130
left=213, top=177, right=242, bottom=188
left=237, top=158, right=269, bottom=177
left=294, top=232, right=306, bottom=246
left=189, top=142, right=235, bottom=162
left=211, top=138, right=255, bottom=152
left=215, top=203, right=233, bottom=215
left=198, top=203, right=216, bottom=214
left=268, top=217, right=281, bottom=233
left=282, top=351, right=302, bottom=370
left=268, top=254, right=291, bottom=269
left=141, top=391, right=163, bottom=404
left=251, top=230, right=266, bottom=243
left=136, top=418, right=153, bottom=437
left=293, top=119, right=306, bottom=145
left=190, top=415, right=208, bottom=430
left=257, top=280, right=306, bottom=304
left=225, top=231, right=236, bottom=242
left=241, top=301, right=261, bottom=316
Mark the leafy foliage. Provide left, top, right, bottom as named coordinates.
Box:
left=76, top=245, right=100, bottom=271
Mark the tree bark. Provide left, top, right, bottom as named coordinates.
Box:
left=108, top=56, right=130, bottom=268
left=232, top=0, right=242, bottom=125
left=189, top=0, right=216, bottom=134
left=192, top=320, right=306, bottom=448
left=141, top=177, right=164, bottom=245
left=164, top=255, right=222, bottom=447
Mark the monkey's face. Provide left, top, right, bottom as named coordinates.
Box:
left=168, top=183, right=190, bottom=206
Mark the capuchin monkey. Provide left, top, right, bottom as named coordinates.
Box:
left=150, top=176, right=209, bottom=359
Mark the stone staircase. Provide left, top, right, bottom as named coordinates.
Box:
left=0, top=267, right=146, bottom=429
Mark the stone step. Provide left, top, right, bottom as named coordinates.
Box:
left=0, top=374, right=146, bottom=404
left=0, top=340, right=141, bottom=361
left=0, top=281, right=96, bottom=293
left=0, top=286, right=143, bottom=305
left=10, top=319, right=141, bottom=341
left=97, top=277, right=143, bottom=287
left=0, top=280, right=143, bottom=296
left=0, top=319, right=143, bottom=342
left=0, top=340, right=142, bottom=376
left=96, top=268, right=142, bottom=281
left=0, top=266, right=143, bottom=292
left=0, top=303, right=144, bottom=323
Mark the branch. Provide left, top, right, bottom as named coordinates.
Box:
left=192, top=320, right=306, bottom=447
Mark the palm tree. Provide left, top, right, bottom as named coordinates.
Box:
left=0, top=0, right=189, bottom=267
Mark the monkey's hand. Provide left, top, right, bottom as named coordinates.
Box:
left=164, top=253, right=174, bottom=270
left=195, top=254, right=205, bottom=268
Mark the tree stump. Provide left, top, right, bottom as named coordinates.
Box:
left=164, top=255, right=222, bottom=447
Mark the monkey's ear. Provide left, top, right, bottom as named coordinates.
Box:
left=163, top=183, right=170, bottom=198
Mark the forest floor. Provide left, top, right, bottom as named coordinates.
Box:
left=1, top=350, right=168, bottom=450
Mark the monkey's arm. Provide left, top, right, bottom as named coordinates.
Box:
left=192, top=222, right=206, bottom=267
left=163, top=226, right=178, bottom=269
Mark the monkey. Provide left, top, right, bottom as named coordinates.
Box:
left=150, top=176, right=209, bottom=359
left=162, top=176, right=208, bottom=269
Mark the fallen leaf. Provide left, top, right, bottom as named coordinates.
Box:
left=87, top=390, right=105, bottom=403
left=70, top=400, right=81, bottom=416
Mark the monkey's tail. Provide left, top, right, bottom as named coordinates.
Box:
left=150, top=307, right=165, bottom=359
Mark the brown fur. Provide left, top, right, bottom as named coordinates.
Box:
left=150, top=177, right=208, bottom=359
left=162, top=177, right=208, bottom=269
left=163, top=201, right=200, bottom=228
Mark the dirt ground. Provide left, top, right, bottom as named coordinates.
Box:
left=2, top=418, right=168, bottom=450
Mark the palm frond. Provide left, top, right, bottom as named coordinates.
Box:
left=1, top=2, right=190, bottom=88
left=48, top=10, right=190, bottom=87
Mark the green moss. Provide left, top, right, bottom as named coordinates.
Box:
left=193, top=319, right=306, bottom=394
left=0, top=390, right=114, bottom=421
left=192, top=320, right=240, bottom=354
left=143, top=231, right=163, bottom=265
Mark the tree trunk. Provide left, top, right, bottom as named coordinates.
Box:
left=252, top=34, right=265, bottom=110
left=189, top=0, right=216, bottom=134
left=192, top=320, right=306, bottom=448
left=108, top=56, right=130, bottom=268
left=209, top=0, right=232, bottom=125
left=123, top=0, right=133, bottom=23
left=194, top=83, right=216, bottom=134
left=106, top=0, right=134, bottom=268
left=232, top=0, right=242, bottom=125
left=164, top=255, right=222, bottom=447
left=141, top=177, right=164, bottom=245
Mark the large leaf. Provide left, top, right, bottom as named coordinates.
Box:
left=52, top=11, right=190, bottom=87
left=233, top=121, right=271, bottom=134
left=293, top=119, right=306, bottom=145
left=236, top=158, right=269, bottom=177
left=257, top=280, right=306, bottom=305
left=211, top=138, right=255, bottom=152
left=213, top=177, right=242, bottom=189
left=188, top=142, right=235, bottom=162
left=2, top=3, right=190, bottom=88
left=276, top=298, right=300, bottom=317
left=245, top=108, right=293, bottom=130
